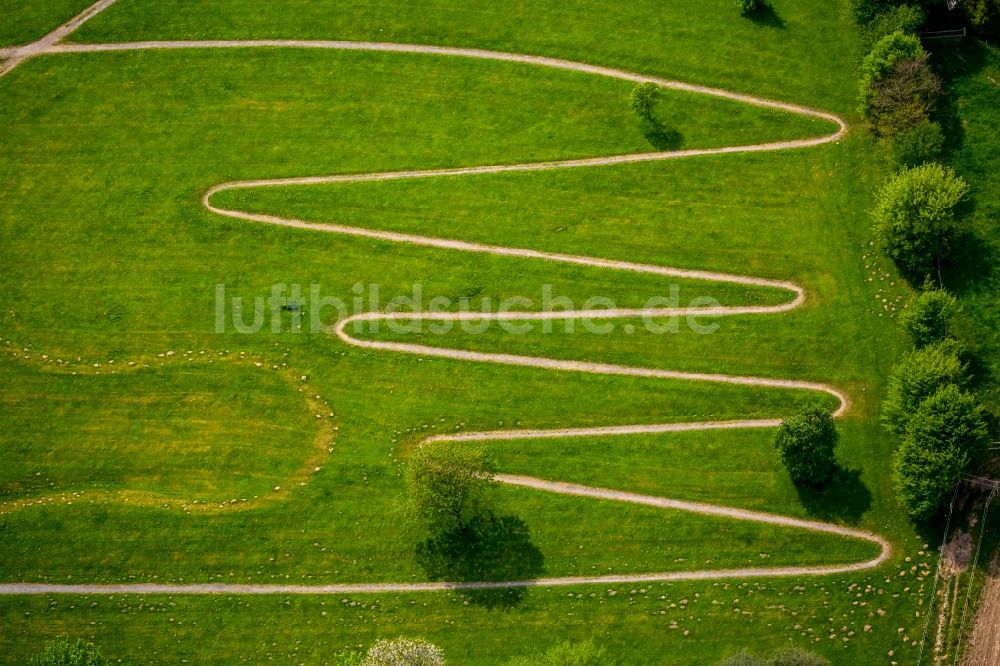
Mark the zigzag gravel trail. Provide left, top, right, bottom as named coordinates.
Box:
left=0, top=2, right=893, bottom=595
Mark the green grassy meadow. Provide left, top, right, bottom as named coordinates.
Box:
left=0, top=1, right=944, bottom=664
left=0, top=0, right=94, bottom=46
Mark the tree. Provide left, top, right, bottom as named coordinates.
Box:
left=867, top=57, right=941, bottom=137
left=962, top=0, right=1000, bottom=38
left=735, top=0, right=759, bottom=13
left=28, top=639, right=108, bottom=666
left=773, top=405, right=839, bottom=487
left=872, top=162, right=969, bottom=279
left=505, top=640, right=613, bottom=666
left=859, top=31, right=925, bottom=114
left=629, top=82, right=659, bottom=122
left=892, top=384, right=987, bottom=520
left=404, top=442, right=496, bottom=534
left=899, top=285, right=957, bottom=347
left=362, top=638, right=445, bottom=666
left=881, top=339, right=967, bottom=434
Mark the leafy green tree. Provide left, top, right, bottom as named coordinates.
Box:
left=893, top=384, right=987, bottom=520
left=773, top=405, right=839, bottom=487
left=867, top=57, right=941, bottom=136
left=872, top=162, right=969, bottom=279
left=28, top=639, right=108, bottom=666
left=882, top=339, right=967, bottom=434
left=735, top=0, right=759, bottom=13
left=362, top=637, right=445, bottom=666
left=505, top=640, right=613, bottom=666
left=404, top=442, right=496, bottom=534
left=899, top=286, right=957, bottom=347
left=859, top=31, right=925, bottom=114
left=629, top=82, right=659, bottom=122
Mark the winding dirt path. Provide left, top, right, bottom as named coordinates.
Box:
left=0, top=2, right=892, bottom=595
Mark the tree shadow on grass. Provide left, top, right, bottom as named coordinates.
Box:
left=415, top=513, right=544, bottom=609
left=794, top=467, right=873, bottom=524
left=640, top=118, right=683, bottom=151
left=746, top=2, right=786, bottom=29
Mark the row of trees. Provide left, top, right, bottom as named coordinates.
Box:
left=853, top=4, right=993, bottom=523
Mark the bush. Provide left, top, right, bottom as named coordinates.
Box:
left=629, top=82, right=659, bottom=122
left=893, top=384, right=987, bottom=520
left=867, top=57, right=941, bottom=136
left=505, top=640, right=613, bottom=666
left=857, top=4, right=926, bottom=59
left=850, top=0, right=897, bottom=25
left=28, top=639, right=108, bottom=666
left=403, top=442, right=496, bottom=534
left=899, top=286, right=957, bottom=346
left=735, top=0, right=759, bottom=13
left=882, top=120, right=944, bottom=168
left=773, top=405, right=839, bottom=487
left=362, top=637, right=445, bottom=666
left=882, top=339, right=968, bottom=434
left=859, top=31, right=925, bottom=114
left=872, top=162, right=969, bottom=279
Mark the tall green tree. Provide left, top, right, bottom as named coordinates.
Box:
left=404, top=442, right=496, bottom=534
left=899, top=286, right=957, bottom=347
left=872, top=162, right=969, bottom=280
left=881, top=339, right=967, bottom=434
left=893, top=384, right=988, bottom=520
left=28, top=639, right=108, bottom=666
left=773, top=405, right=839, bottom=487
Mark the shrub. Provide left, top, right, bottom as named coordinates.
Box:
left=629, top=82, right=659, bottom=122
left=882, top=120, right=944, bottom=168
left=505, top=640, right=613, bottom=666
left=735, top=0, right=759, bottom=13
left=362, top=637, right=445, bottom=666
left=899, top=286, right=957, bottom=347
left=867, top=57, right=941, bottom=136
left=893, top=384, right=987, bottom=520
left=859, top=31, right=925, bottom=114
left=850, top=0, right=897, bottom=25
left=882, top=339, right=968, bottom=434
left=773, top=405, right=839, bottom=487
left=872, top=162, right=969, bottom=279
left=857, top=4, right=926, bottom=59
left=28, top=639, right=108, bottom=666
left=403, top=442, right=496, bottom=534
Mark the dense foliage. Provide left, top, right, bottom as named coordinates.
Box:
left=404, top=442, right=497, bottom=534
left=28, top=639, right=108, bottom=666
left=629, top=82, right=659, bottom=121
left=773, top=405, right=839, bottom=487
left=881, top=339, right=968, bottom=434
left=893, top=384, right=987, bottom=520
left=899, top=286, right=957, bottom=347
left=872, top=162, right=969, bottom=279
left=505, top=641, right=613, bottom=666
left=362, top=638, right=446, bottom=666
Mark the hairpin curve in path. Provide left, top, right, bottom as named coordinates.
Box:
left=0, top=14, right=892, bottom=595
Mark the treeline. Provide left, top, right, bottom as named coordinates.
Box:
left=853, top=0, right=995, bottom=523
